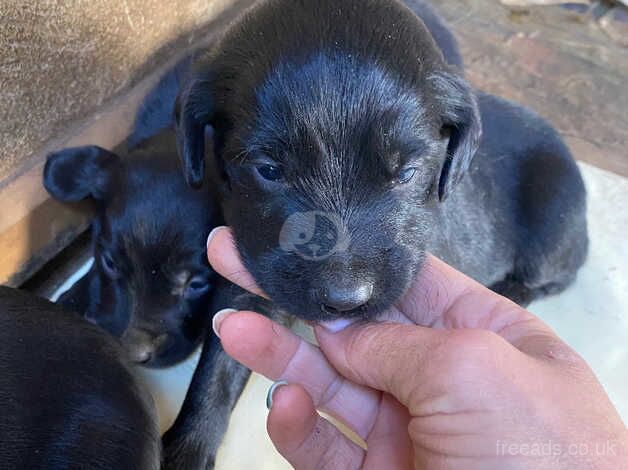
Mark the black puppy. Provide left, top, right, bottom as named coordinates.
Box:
left=45, top=130, right=217, bottom=367
left=0, top=286, right=160, bottom=469
left=44, top=130, right=253, bottom=468
left=176, top=0, right=587, bottom=323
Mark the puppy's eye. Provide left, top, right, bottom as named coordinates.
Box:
left=256, top=164, right=283, bottom=182
left=184, top=278, right=210, bottom=300
left=100, top=251, right=119, bottom=278
left=395, top=167, right=418, bottom=185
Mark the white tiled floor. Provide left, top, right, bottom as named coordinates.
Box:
left=53, top=162, right=627, bottom=469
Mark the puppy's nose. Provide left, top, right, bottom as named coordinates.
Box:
left=125, top=332, right=168, bottom=365
left=319, top=282, right=373, bottom=315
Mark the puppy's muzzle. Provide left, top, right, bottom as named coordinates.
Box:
left=124, top=329, right=169, bottom=364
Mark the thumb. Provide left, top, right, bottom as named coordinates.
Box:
left=314, top=310, right=580, bottom=412
left=314, top=321, right=454, bottom=409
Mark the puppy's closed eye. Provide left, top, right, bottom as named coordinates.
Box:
left=395, top=167, right=418, bottom=185
left=390, top=161, right=436, bottom=189
left=100, top=251, right=120, bottom=279
left=184, top=277, right=211, bottom=300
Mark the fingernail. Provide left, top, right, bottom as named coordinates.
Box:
left=319, top=318, right=356, bottom=333
left=212, top=308, right=237, bottom=338
left=266, top=380, right=289, bottom=409
left=206, top=225, right=228, bottom=249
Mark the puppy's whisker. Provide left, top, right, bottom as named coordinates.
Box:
left=232, top=148, right=251, bottom=164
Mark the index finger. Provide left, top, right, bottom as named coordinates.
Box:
left=206, top=226, right=266, bottom=298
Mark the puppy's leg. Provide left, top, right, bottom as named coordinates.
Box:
left=508, top=157, right=588, bottom=305
left=475, top=93, right=588, bottom=306
left=162, top=331, right=250, bottom=470
left=162, top=285, right=285, bottom=469
left=489, top=276, right=537, bottom=307
left=490, top=271, right=580, bottom=307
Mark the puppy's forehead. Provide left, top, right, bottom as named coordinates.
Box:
left=114, top=219, right=206, bottom=283
left=247, top=53, right=433, bottom=172
left=101, top=172, right=209, bottom=263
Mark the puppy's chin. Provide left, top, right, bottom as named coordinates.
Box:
left=319, top=318, right=358, bottom=333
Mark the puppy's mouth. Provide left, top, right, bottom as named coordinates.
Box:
left=319, top=318, right=359, bottom=333
left=320, top=303, right=369, bottom=318
left=316, top=303, right=370, bottom=332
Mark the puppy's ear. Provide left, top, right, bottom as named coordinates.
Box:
left=43, top=146, right=119, bottom=202
left=429, top=71, right=482, bottom=201
left=174, top=78, right=213, bottom=188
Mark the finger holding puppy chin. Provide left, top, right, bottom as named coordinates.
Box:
left=209, top=227, right=628, bottom=468
left=313, top=309, right=628, bottom=468
left=213, top=308, right=419, bottom=467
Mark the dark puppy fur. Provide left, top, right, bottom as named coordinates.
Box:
left=455, top=91, right=588, bottom=304
left=0, top=286, right=159, bottom=469
left=176, top=0, right=587, bottom=322
left=44, top=130, right=252, bottom=468
left=161, top=281, right=274, bottom=469
left=45, top=130, right=217, bottom=367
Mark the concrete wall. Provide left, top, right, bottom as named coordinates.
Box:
left=0, top=0, right=248, bottom=182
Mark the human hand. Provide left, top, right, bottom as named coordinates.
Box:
left=207, top=226, right=627, bottom=469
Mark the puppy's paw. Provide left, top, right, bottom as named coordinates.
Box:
left=162, top=427, right=216, bottom=470
left=489, top=277, right=535, bottom=307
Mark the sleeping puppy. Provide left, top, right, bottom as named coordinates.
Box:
left=43, top=130, right=253, bottom=468
left=44, top=130, right=217, bottom=367
left=0, top=286, right=160, bottom=469
left=176, top=0, right=588, bottom=324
